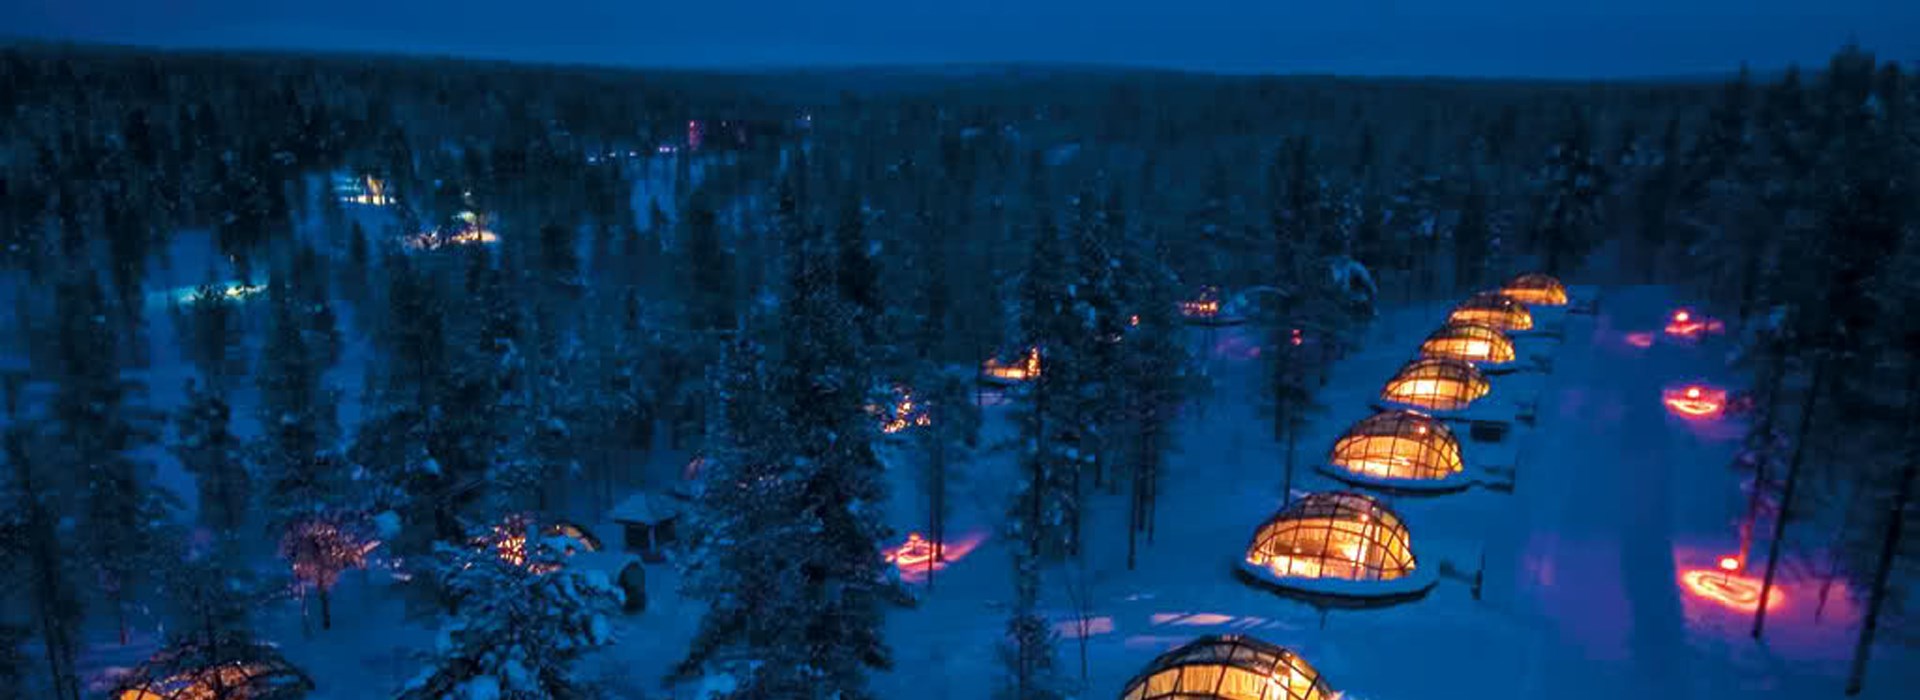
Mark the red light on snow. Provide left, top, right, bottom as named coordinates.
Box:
left=1681, top=569, right=1782, bottom=611
left=1290, top=329, right=1304, bottom=346
left=885, top=531, right=986, bottom=582
left=1625, top=332, right=1655, bottom=348
left=1664, top=310, right=1725, bottom=338
left=1663, top=385, right=1727, bottom=418
left=1718, top=556, right=1742, bottom=572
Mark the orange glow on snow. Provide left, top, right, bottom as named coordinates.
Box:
left=886, top=531, right=986, bottom=581
left=1663, top=385, right=1727, bottom=419
left=886, top=533, right=936, bottom=567
left=1625, top=332, right=1655, bottom=348
left=1681, top=569, right=1783, bottom=612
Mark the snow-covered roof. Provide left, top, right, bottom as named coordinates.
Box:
left=609, top=491, right=683, bottom=525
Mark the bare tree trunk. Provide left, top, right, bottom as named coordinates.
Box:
left=1738, top=347, right=1789, bottom=566
left=1845, top=366, right=1919, bottom=696
left=1754, top=357, right=1825, bottom=638
left=320, top=587, right=333, bottom=631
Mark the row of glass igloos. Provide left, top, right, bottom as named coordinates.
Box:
left=1121, top=274, right=1572, bottom=700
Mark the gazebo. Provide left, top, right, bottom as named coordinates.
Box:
left=610, top=491, right=684, bottom=563
left=1119, top=635, right=1336, bottom=700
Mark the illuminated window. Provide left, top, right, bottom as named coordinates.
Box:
left=1244, top=492, right=1417, bottom=584
left=481, top=515, right=601, bottom=572
left=1500, top=272, right=1568, bottom=306
left=1447, top=291, right=1533, bottom=332
left=1120, top=635, right=1336, bottom=700
left=1329, top=410, right=1463, bottom=481
left=1418, top=323, right=1516, bottom=365
left=1380, top=357, right=1490, bottom=412
left=981, top=347, right=1042, bottom=383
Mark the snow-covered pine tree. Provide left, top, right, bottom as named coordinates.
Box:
left=46, top=274, right=178, bottom=646
left=3, top=387, right=85, bottom=700
left=1113, top=221, right=1194, bottom=568
left=1013, top=204, right=1087, bottom=561
left=399, top=530, right=620, bottom=700
left=1529, top=105, right=1608, bottom=276
left=258, top=269, right=343, bottom=532
left=175, top=381, right=251, bottom=534
left=763, top=171, right=899, bottom=695
left=179, top=274, right=247, bottom=394
left=675, top=334, right=809, bottom=688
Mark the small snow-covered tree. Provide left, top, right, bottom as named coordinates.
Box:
left=398, top=533, right=620, bottom=700
left=278, top=514, right=377, bottom=631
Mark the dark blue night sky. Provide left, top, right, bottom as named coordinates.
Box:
left=5, top=0, right=1917, bottom=77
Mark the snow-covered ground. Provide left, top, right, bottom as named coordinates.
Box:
left=51, top=267, right=1916, bottom=698
left=851, top=285, right=1914, bottom=700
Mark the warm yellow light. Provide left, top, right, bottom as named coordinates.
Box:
left=1718, top=556, right=1741, bottom=572
left=982, top=347, right=1042, bottom=382
left=1663, top=385, right=1726, bottom=419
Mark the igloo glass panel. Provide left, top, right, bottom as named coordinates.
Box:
left=1331, top=428, right=1462, bottom=480
left=1419, top=325, right=1515, bottom=364
left=1248, top=517, right=1413, bottom=581
left=1121, top=636, right=1338, bottom=700
left=1502, top=273, right=1568, bottom=306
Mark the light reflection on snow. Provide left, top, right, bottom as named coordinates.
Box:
left=886, top=530, right=986, bottom=582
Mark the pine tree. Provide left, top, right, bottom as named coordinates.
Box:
left=398, top=532, right=620, bottom=700
left=257, top=274, right=342, bottom=530
left=1530, top=106, right=1608, bottom=275
left=180, top=275, right=247, bottom=394
left=4, top=391, right=84, bottom=700
left=47, top=274, right=177, bottom=646
left=175, top=382, right=251, bottom=534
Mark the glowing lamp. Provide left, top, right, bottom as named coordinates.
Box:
left=1674, top=311, right=1690, bottom=323
left=1718, top=556, right=1741, bottom=572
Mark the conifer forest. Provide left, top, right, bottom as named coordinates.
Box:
left=1, top=36, right=1918, bottom=700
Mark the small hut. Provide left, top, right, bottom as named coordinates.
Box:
left=610, top=491, right=684, bottom=563
left=1500, top=273, right=1569, bottom=306
left=1120, top=635, right=1336, bottom=700
left=1448, top=291, right=1533, bottom=332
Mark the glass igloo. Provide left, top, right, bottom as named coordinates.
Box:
left=1120, top=635, right=1336, bottom=700
left=1419, top=323, right=1516, bottom=365
left=1239, top=492, right=1436, bottom=601
left=1323, top=410, right=1468, bottom=490
left=1447, top=291, right=1533, bottom=332
left=1379, top=357, right=1490, bottom=413
left=1500, top=273, right=1569, bottom=306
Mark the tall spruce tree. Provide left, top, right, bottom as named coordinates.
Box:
left=47, top=274, right=177, bottom=646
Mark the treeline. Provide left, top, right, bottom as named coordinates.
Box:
left=0, top=40, right=1915, bottom=698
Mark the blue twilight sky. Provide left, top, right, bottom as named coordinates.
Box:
left=3, top=1, right=1916, bottom=78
